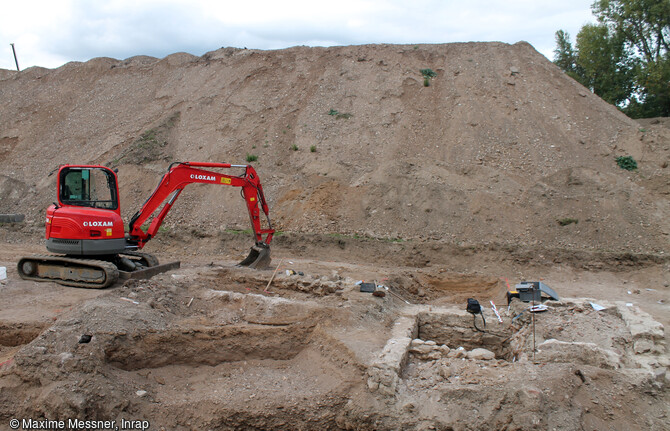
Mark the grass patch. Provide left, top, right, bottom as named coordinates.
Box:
left=557, top=218, right=579, bottom=226
left=246, top=153, right=258, bottom=162
left=616, top=156, right=638, bottom=171
left=140, top=221, right=171, bottom=233
left=310, top=145, right=317, bottom=153
left=328, top=109, right=353, bottom=120
left=328, top=232, right=363, bottom=240
left=291, top=144, right=299, bottom=151
left=420, top=68, right=437, bottom=87
left=224, top=228, right=253, bottom=235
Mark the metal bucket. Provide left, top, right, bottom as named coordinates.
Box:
left=238, top=245, right=271, bottom=269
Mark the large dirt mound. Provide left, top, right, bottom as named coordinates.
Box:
left=0, top=42, right=668, bottom=253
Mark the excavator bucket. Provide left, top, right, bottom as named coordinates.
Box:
left=238, top=245, right=272, bottom=269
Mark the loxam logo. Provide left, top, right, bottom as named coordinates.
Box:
left=83, top=221, right=113, bottom=227
left=190, top=174, right=216, bottom=181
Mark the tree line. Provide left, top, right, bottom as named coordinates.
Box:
left=554, top=0, right=669, bottom=118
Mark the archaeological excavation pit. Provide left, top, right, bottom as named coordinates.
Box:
left=0, top=322, right=50, bottom=348
left=98, top=287, right=337, bottom=372
left=0, top=283, right=366, bottom=430
left=384, top=272, right=505, bottom=305
left=415, top=309, right=521, bottom=361
left=0, top=321, right=51, bottom=369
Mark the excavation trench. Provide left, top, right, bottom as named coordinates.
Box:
left=104, top=321, right=317, bottom=371
left=0, top=321, right=51, bottom=368
left=0, top=322, right=50, bottom=347
left=99, top=316, right=354, bottom=430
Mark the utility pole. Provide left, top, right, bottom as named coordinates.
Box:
left=10, top=43, right=20, bottom=71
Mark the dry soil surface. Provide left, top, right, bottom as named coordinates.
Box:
left=0, top=42, right=669, bottom=430
left=0, top=236, right=668, bottom=430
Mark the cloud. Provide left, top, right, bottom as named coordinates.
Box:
left=0, top=0, right=595, bottom=70
left=48, top=1, right=218, bottom=59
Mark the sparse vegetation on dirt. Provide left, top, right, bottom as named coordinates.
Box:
left=557, top=217, right=579, bottom=226
left=616, top=155, right=638, bottom=171
left=328, top=108, right=353, bottom=119
left=420, top=68, right=437, bottom=86
left=112, top=112, right=180, bottom=167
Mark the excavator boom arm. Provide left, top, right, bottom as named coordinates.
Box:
left=128, top=162, right=273, bottom=248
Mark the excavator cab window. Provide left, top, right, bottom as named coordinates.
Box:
left=59, top=167, right=118, bottom=210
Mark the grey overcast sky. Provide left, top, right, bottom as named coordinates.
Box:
left=1, top=0, right=596, bottom=71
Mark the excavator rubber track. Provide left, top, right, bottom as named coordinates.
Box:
left=17, top=255, right=120, bottom=289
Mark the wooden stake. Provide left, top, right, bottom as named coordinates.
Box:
left=388, top=289, right=410, bottom=304
left=531, top=286, right=536, bottom=362
left=264, top=258, right=284, bottom=293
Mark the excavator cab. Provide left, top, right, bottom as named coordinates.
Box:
left=59, top=167, right=119, bottom=210
left=46, top=165, right=127, bottom=256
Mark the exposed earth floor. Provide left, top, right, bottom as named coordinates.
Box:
left=0, top=232, right=668, bottom=430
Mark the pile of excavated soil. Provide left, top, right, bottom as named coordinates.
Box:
left=1, top=42, right=668, bottom=254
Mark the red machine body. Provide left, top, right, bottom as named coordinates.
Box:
left=19, top=162, right=274, bottom=288
left=45, top=162, right=273, bottom=255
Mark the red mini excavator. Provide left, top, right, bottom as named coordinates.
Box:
left=18, top=162, right=274, bottom=288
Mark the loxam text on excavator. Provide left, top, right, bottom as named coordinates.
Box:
left=17, top=162, right=274, bottom=288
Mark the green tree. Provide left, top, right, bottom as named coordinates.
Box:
left=593, top=0, right=669, bottom=62
left=553, top=25, right=635, bottom=106
left=554, top=0, right=669, bottom=117
left=626, top=52, right=670, bottom=116
left=575, top=23, right=636, bottom=106
left=554, top=30, right=579, bottom=77
left=594, top=0, right=670, bottom=117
